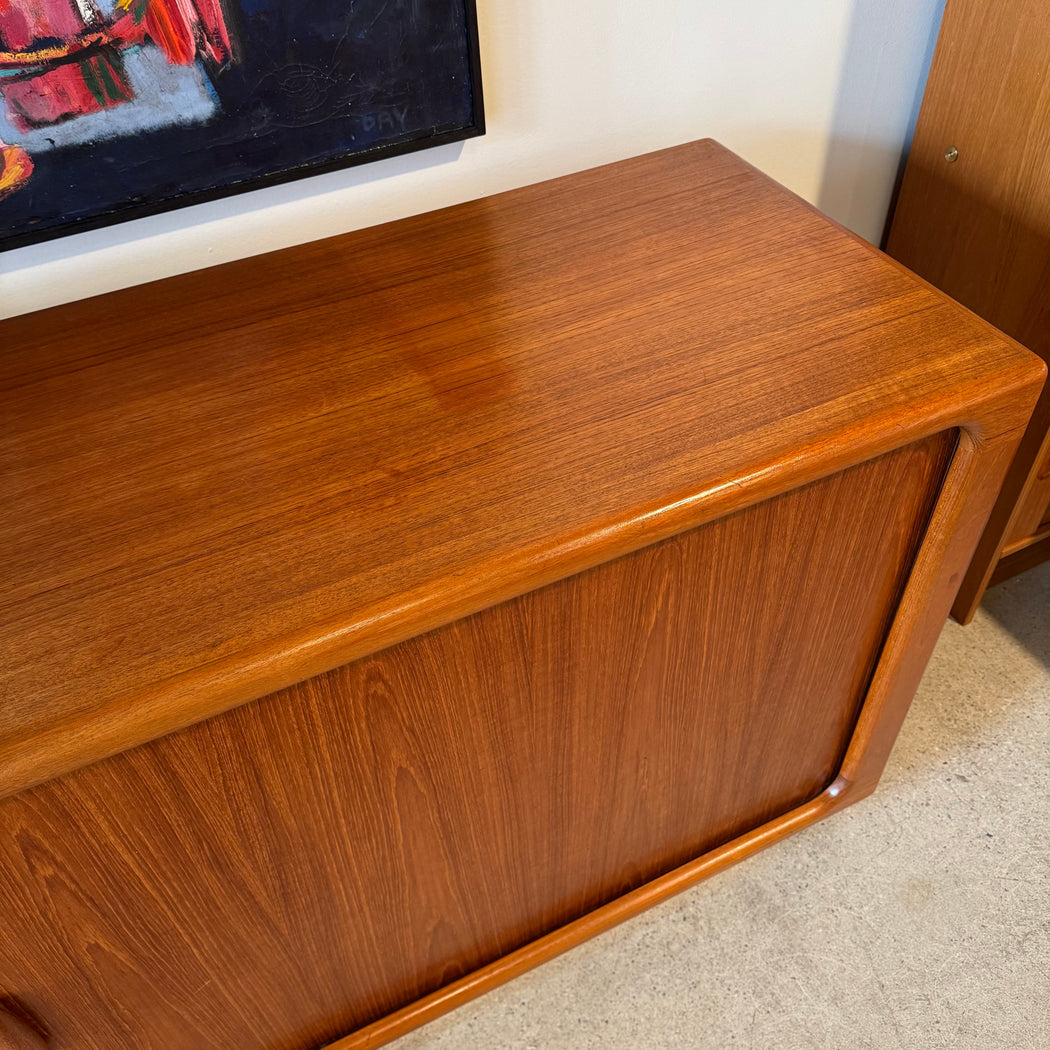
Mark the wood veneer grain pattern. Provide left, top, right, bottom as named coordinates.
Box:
left=990, top=531, right=1050, bottom=587
left=0, top=140, right=1042, bottom=797
left=0, top=434, right=952, bottom=1050
left=0, top=1005, right=47, bottom=1050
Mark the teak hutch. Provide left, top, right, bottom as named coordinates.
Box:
left=887, top=0, right=1050, bottom=620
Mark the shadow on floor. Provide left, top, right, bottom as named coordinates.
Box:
left=978, top=560, right=1050, bottom=668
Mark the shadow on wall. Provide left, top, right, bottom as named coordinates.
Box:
left=816, top=0, right=947, bottom=246
left=817, top=135, right=909, bottom=242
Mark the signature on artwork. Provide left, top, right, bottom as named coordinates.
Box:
left=354, top=106, right=410, bottom=134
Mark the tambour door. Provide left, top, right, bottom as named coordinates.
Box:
left=0, top=434, right=953, bottom=1050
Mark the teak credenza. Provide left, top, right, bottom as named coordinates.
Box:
left=0, top=141, right=1044, bottom=1050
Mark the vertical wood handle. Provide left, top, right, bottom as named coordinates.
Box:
left=0, top=1006, right=47, bottom=1050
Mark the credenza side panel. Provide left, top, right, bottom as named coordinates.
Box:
left=0, top=432, right=954, bottom=1050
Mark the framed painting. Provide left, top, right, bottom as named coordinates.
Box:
left=0, top=0, right=484, bottom=250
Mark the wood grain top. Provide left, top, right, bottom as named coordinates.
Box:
left=0, top=139, right=1043, bottom=795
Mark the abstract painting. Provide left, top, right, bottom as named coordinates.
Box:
left=0, top=0, right=483, bottom=248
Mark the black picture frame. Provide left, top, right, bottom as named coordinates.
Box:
left=0, top=0, right=484, bottom=251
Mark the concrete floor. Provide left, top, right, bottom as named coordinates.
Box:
left=392, top=561, right=1050, bottom=1050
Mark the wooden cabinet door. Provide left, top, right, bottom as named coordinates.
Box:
left=886, top=0, right=1050, bottom=619
left=0, top=437, right=955, bottom=1050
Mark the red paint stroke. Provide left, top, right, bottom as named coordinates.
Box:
left=192, top=0, right=235, bottom=65
left=0, top=0, right=86, bottom=51
left=0, top=0, right=133, bottom=130
left=142, top=0, right=197, bottom=65
left=0, top=0, right=238, bottom=196
left=146, top=0, right=235, bottom=67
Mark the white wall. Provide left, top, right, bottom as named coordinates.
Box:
left=820, top=0, right=947, bottom=244
left=0, top=0, right=944, bottom=320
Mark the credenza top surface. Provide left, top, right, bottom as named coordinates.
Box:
left=0, top=139, right=1043, bottom=794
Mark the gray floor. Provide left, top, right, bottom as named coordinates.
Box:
left=392, top=562, right=1050, bottom=1050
